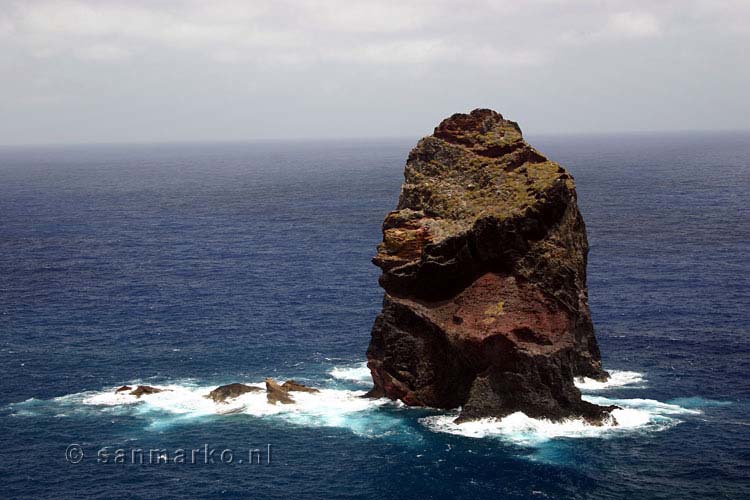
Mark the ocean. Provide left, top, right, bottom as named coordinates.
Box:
left=1, top=132, right=748, bottom=499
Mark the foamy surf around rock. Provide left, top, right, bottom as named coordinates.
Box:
left=575, top=370, right=646, bottom=391
left=10, top=374, right=405, bottom=438
left=84, top=382, right=395, bottom=434
left=328, top=362, right=372, bottom=385
left=418, top=369, right=703, bottom=446
left=420, top=395, right=695, bottom=446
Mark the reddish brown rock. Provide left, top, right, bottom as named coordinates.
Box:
left=366, top=109, right=612, bottom=423
left=115, top=385, right=132, bottom=393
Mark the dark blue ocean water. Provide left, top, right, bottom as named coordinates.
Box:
left=1, top=133, right=748, bottom=499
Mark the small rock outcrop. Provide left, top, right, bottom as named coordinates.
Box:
left=265, top=378, right=295, bottom=405
left=264, top=379, right=321, bottom=404
left=207, top=383, right=262, bottom=403
left=115, top=385, right=132, bottom=393
left=281, top=380, right=320, bottom=393
left=129, top=385, right=165, bottom=398
left=366, top=109, right=612, bottom=423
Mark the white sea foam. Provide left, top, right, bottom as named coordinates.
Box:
left=575, top=370, right=646, bottom=391
left=55, top=380, right=397, bottom=436
left=582, top=395, right=700, bottom=415
left=328, top=362, right=372, bottom=385
left=420, top=395, right=695, bottom=446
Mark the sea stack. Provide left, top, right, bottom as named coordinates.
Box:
left=366, top=109, right=613, bottom=423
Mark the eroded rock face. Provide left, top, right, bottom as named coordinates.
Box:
left=207, top=383, right=262, bottom=403
left=366, top=109, right=611, bottom=423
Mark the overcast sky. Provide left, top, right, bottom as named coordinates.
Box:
left=0, top=0, right=748, bottom=145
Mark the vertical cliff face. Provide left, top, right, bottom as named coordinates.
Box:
left=366, top=109, right=612, bottom=423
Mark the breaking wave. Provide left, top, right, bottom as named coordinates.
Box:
left=328, top=362, right=372, bottom=385
left=10, top=377, right=403, bottom=437
left=574, top=370, right=646, bottom=391
left=420, top=395, right=697, bottom=446
left=421, top=369, right=705, bottom=446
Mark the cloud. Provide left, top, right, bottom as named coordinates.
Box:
left=2, top=0, right=545, bottom=67
left=328, top=39, right=544, bottom=67
left=606, top=11, right=661, bottom=38
left=75, top=44, right=131, bottom=62
left=5, top=0, right=740, bottom=70
left=305, top=0, right=432, bottom=33
left=560, top=8, right=662, bottom=44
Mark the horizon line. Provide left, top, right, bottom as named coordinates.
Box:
left=1, top=127, right=748, bottom=149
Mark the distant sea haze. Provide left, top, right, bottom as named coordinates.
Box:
left=1, top=132, right=748, bottom=500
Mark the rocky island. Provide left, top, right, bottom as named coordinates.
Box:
left=366, top=109, right=615, bottom=423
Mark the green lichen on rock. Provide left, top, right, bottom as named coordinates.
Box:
left=397, top=109, right=575, bottom=230
left=374, top=109, right=585, bottom=306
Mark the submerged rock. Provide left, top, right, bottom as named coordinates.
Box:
left=265, top=378, right=295, bottom=405
left=207, top=383, right=262, bottom=403
left=130, top=385, right=165, bottom=398
left=366, top=109, right=612, bottom=423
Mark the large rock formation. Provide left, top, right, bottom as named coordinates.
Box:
left=366, top=109, right=613, bottom=423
